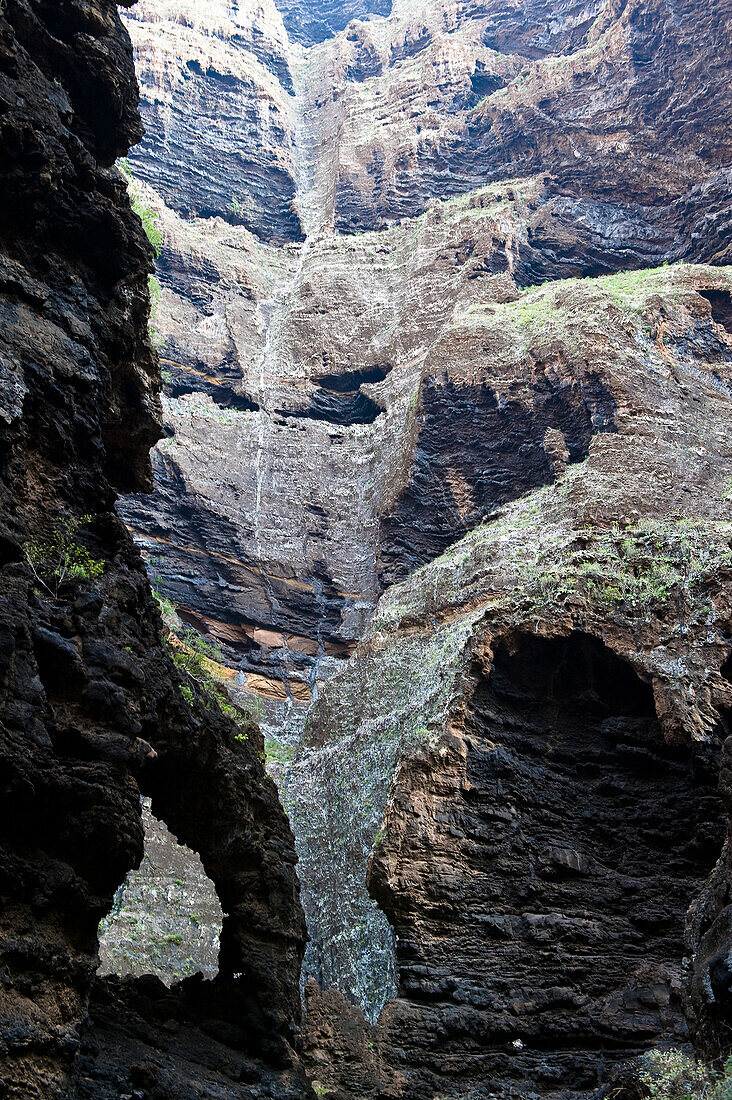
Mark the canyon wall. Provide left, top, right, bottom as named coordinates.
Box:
left=6, top=0, right=729, bottom=1097
left=0, top=2, right=310, bottom=1097
left=118, top=0, right=732, bottom=735
left=293, top=264, right=732, bottom=1096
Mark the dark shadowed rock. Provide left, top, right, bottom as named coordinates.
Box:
left=0, top=1, right=310, bottom=1096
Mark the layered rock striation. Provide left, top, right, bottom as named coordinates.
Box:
left=292, top=265, right=732, bottom=1096
left=71, top=0, right=732, bottom=1097
left=0, top=2, right=309, bottom=1097
left=118, top=0, right=732, bottom=730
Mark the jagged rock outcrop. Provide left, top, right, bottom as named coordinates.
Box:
left=319, top=0, right=732, bottom=253
left=0, top=2, right=309, bottom=1097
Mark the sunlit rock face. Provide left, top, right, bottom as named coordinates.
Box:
left=119, top=0, right=731, bottom=726
left=124, top=0, right=302, bottom=241
left=99, top=799, right=223, bottom=984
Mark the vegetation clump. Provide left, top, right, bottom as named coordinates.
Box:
left=640, top=1049, right=732, bottom=1098
left=119, top=159, right=163, bottom=257
left=148, top=273, right=162, bottom=347
left=265, top=737, right=296, bottom=766
left=24, top=515, right=104, bottom=597
left=153, top=591, right=250, bottom=741
left=118, top=160, right=163, bottom=344
left=515, top=518, right=732, bottom=625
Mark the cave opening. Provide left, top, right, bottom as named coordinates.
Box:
left=97, top=798, right=223, bottom=986
left=701, top=289, right=732, bottom=333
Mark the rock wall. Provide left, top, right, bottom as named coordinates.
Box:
left=292, top=265, right=732, bottom=1095
left=118, top=0, right=732, bottom=721
left=83, top=0, right=732, bottom=1096
left=98, top=799, right=224, bottom=985
left=0, top=2, right=310, bottom=1097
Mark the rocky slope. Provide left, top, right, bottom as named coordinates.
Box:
left=0, top=2, right=310, bottom=1097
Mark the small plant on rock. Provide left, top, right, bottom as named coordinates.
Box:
left=162, top=608, right=253, bottom=743
left=639, top=1049, right=732, bottom=1099
left=24, top=515, right=104, bottom=597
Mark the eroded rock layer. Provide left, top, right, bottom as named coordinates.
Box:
left=77, top=0, right=732, bottom=1096
left=0, top=2, right=309, bottom=1097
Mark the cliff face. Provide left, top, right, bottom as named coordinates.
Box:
left=117, top=0, right=732, bottom=738
left=0, top=2, right=309, bottom=1097
left=289, top=265, right=732, bottom=1095
left=7, top=0, right=731, bottom=1098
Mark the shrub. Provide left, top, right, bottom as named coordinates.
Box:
left=160, top=608, right=251, bottom=743
left=153, top=589, right=179, bottom=627
left=24, top=515, right=104, bottom=597
left=119, top=160, right=163, bottom=257
left=265, top=738, right=295, bottom=766
left=640, top=1049, right=732, bottom=1099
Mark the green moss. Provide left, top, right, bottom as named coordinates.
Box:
left=158, top=604, right=255, bottom=740
left=265, top=738, right=296, bottom=766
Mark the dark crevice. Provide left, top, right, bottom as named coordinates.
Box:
left=276, top=391, right=384, bottom=426
left=168, top=381, right=260, bottom=412
left=390, top=31, right=431, bottom=63
left=466, top=62, right=507, bottom=108
left=379, top=373, right=617, bottom=585
left=701, top=290, right=732, bottom=333
left=277, top=365, right=391, bottom=425
left=315, top=364, right=392, bottom=391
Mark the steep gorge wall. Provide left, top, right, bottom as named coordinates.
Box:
left=118, top=0, right=732, bottom=728
left=0, top=2, right=310, bottom=1097
left=92, top=0, right=732, bottom=1097
left=289, top=266, right=732, bottom=1093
